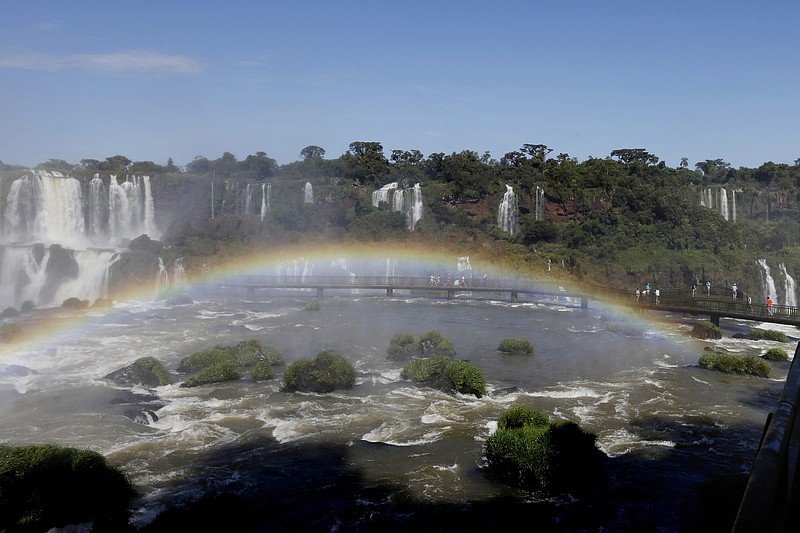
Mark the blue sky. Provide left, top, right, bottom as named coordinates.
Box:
left=1, top=1, right=798, bottom=170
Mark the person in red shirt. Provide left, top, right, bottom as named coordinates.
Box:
left=766, top=296, right=774, bottom=315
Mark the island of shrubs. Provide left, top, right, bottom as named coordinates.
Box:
left=0, top=443, right=136, bottom=532
left=178, top=339, right=284, bottom=387
left=690, top=320, right=723, bottom=340
left=387, top=331, right=486, bottom=397
left=485, top=405, right=604, bottom=494
left=698, top=352, right=771, bottom=378
left=497, top=338, right=533, bottom=355
left=744, top=328, right=790, bottom=342
left=282, top=350, right=356, bottom=393
left=763, top=347, right=790, bottom=361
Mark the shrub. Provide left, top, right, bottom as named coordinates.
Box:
left=698, top=352, right=771, bottom=377
left=305, top=299, right=321, bottom=311
left=282, top=350, right=356, bottom=393
left=401, top=355, right=486, bottom=397
left=497, top=338, right=533, bottom=355
left=182, top=361, right=240, bottom=387
left=251, top=361, right=274, bottom=381
left=0, top=444, right=136, bottom=531
left=20, top=300, right=35, bottom=313
left=179, top=340, right=283, bottom=386
left=61, top=297, right=89, bottom=309
left=387, top=333, right=417, bottom=360
left=691, top=320, right=723, bottom=340
left=485, top=406, right=603, bottom=493
left=418, top=331, right=456, bottom=357
left=764, top=348, right=790, bottom=361
left=386, top=331, right=455, bottom=360
left=748, top=328, right=790, bottom=342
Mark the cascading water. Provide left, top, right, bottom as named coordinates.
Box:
left=498, top=184, right=519, bottom=235
left=172, top=257, right=186, bottom=288
left=260, top=183, right=269, bottom=221
left=371, top=183, right=423, bottom=231
left=244, top=183, right=254, bottom=215
left=303, top=182, right=314, bottom=204
left=780, top=263, right=797, bottom=307
left=720, top=188, right=729, bottom=221
left=535, top=186, right=545, bottom=221
left=154, top=257, right=169, bottom=299
left=758, top=259, right=779, bottom=304
left=0, top=169, right=161, bottom=309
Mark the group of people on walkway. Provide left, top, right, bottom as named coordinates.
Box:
left=640, top=279, right=780, bottom=316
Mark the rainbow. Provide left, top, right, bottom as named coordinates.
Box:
left=0, top=242, right=670, bottom=360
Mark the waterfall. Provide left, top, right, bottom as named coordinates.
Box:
left=498, top=184, right=519, bottom=235
left=172, top=257, right=186, bottom=287
left=780, top=263, right=797, bottom=307
left=260, top=183, right=268, bottom=221
left=155, top=257, right=169, bottom=298
left=371, top=182, right=423, bottom=231
left=407, top=184, right=423, bottom=231
left=535, top=186, right=545, bottom=221
left=244, top=183, right=254, bottom=215
left=211, top=181, right=215, bottom=219
left=0, top=169, right=162, bottom=309
left=303, top=182, right=314, bottom=204
left=731, top=190, right=736, bottom=222
left=88, top=175, right=106, bottom=238
left=720, top=188, right=729, bottom=221
left=758, top=259, right=778, bottom=304
left=372, top=183, right=398, bottom=207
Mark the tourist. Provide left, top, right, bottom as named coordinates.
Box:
left=645, top=282, right=650, bottom=296
left=655, top=288, right=660, bottom=305
left=766, top=296, right=774, bottom=315
left=691, top=282, right=697, bottom=298
left=636, top=288, right=641, bottom=302
left=747, top=295, right=753, bottom=312
left=732, top=283, right=738, bottom=300
left=706, top=280, right=711, bottom=296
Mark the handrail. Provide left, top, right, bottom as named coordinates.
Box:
left=733, top=342, right=800, bottom=533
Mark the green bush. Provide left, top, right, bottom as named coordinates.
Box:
left=0, top=444, right=136, bottom=531
left=179, top=340, right=283, bottom=386
left=401, top=355, right=486, bottom=397
left=698, top=352, right=771, bottom=377
left=485, top=406, right=603, bottom=493
left=386, top=331, right=455, bottom=360
left=387, top=333, right=417, bottom=360
left=763, top=348, right=790, bottom=361
left=133, top=356, right=174, bottom=386
left=305, top=299, right=321, bottom=311
left=748, top=328, right=790, bottom=342
left=282, top=350, right=356, bottom=393
left=251, top=361, right=274, bottom=381
left=182, top=361, right=240, bottom=387
left=497, top=338, right=533, bottom=355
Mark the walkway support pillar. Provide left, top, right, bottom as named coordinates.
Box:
left=447, top=289, right=455, bottom=300
left=386, top=288, right=394, bottom=297
left=247, top=287, right=255, bottom=300
left=511, top=292, right=518, bottom=303
left=316, top=287, right=324, bottom=299
left=710, top=314, right=720, bottom=327
left=581, top=297, right=589, bottom=309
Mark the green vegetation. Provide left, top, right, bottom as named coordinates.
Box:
left=179, top=339, right=283, bottom=387
left=305, top=299, right=321, bottom=311
left=763, top=348, right=790, bottom=361
left=61, top=297, right=89, bottom=309
left=691, top=321, right=723, bottom=340
left=497, top=338, right=533, bottom=355
left=485, top=406, right=603, bottom=493
left=134, top=356, right=173, bottom=386
left=387, top=330, right=455, bottom=361
left=698, top=352, right=771, bottom=377
left=401, top=355, right=486, bottom=397
left=0, top=443, right=136, bottom=532
left=282, top=350, right=357, bottom=393
left=748, top=328, right=790, bottom=342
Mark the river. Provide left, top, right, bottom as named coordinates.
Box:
left=0, top=286, right=792, bottom=531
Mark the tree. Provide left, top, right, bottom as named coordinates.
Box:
left=680, top=157, right=689, bottom=169
left=342, top=141, right=389, bottom=186
left=610, top=149, right=659, bottom=166
left=241, top=151, right=277, bottom=180
left=97, top=155, right=132, bottom=173
left=186, top=155, right=211, bottom=174
left=694, top=159, right=730, bottom=178
left=300, top=145, right=326, bottom=160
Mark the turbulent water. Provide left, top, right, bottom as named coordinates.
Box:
left=0, top=288, right=792, bottom=531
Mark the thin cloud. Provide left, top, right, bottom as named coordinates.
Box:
left=0, top=49, right=203, bottom=75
